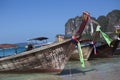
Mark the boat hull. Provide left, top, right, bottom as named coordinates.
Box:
left=70, top=45, right=93, bottom=60
left=70, top=41, right=117, bottom=60
left=89, top=44, right=112, bottom=58
left=0, top=39, right=75, bottom=74
left=70, top=39, right=94, bottom=61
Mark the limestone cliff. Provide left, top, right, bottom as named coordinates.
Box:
left=65, top=10, right=120, bottom=38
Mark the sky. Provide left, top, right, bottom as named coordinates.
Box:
left=0, top=0, right=120, bottom=44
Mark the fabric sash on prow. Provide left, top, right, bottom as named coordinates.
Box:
left=96, top=25, right=112, bottom=46
left=75, top=11, right=90, bottom=68
left=76, top=11, right=90, bottom=36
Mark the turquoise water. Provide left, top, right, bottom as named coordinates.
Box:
left=0, top=46, right=41, bottom=57
left=0, top=47, right=26, bottom=57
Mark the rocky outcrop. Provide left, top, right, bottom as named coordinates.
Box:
left=65, top=16, right=82, bottom=38
left=65, top=10, right=120, bottom=38
left=97, top=10, right=120, bottom=32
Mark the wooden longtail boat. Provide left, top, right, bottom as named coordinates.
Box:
left=0, top=11, right=91, bottom=73
left=0, top=39, right=75, bottom=74
left=89, top=28, right=120, bottom=58
left=70, top=11, right=94, bottom=61
left=89, top=43, right=113, bottom=58
left=70, top=39, right=120, bottom=60
left=70, top=40, right=93, bottom=60
left=70, top=42, right=114, bottom=61
left=89, top=39, right=120, bottom=59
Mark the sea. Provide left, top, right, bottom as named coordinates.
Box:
left=0, top=44, right=40, bottom=57
left=0, top=46, right=26, bottom=57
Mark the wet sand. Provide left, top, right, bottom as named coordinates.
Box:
left=0, top=56, right=120, bottom=80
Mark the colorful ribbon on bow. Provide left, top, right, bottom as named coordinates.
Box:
left=96, top=25, right=112, bottom=46
left=72, top=35, right=85, bottom=68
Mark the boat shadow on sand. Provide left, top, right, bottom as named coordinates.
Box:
left=59, top=68, right=97, bottom=75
